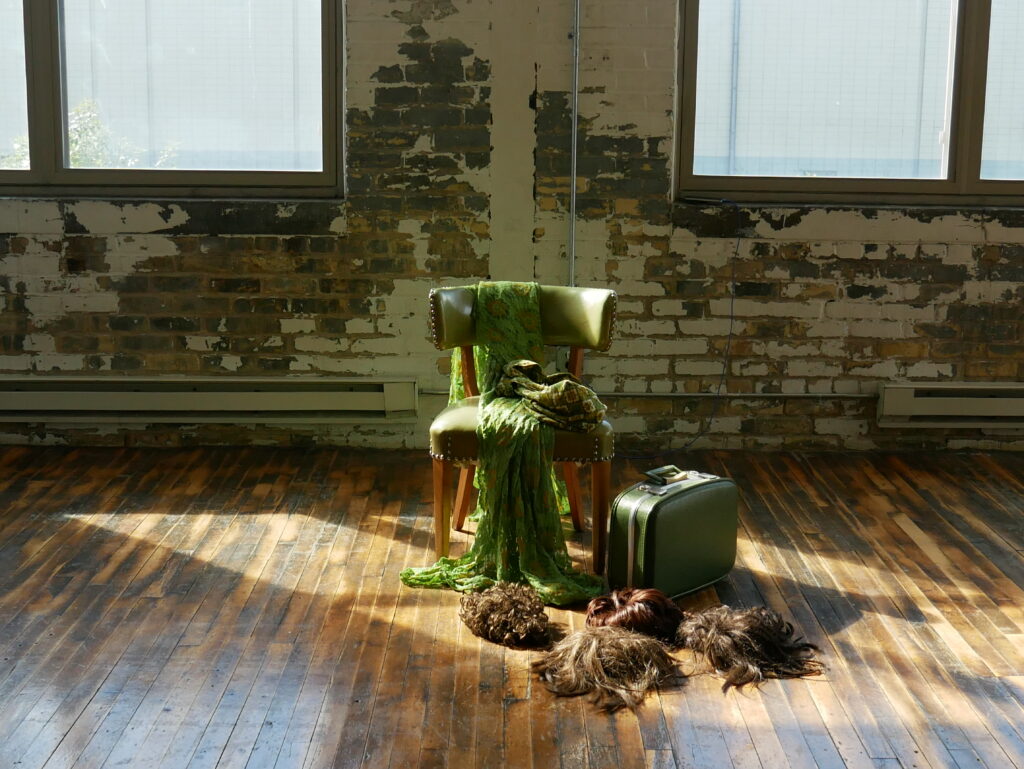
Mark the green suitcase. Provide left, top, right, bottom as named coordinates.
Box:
left=607, top=465, right=739, bottom=597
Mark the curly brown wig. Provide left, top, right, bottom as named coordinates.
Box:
left=585, top=587, right=685, bottom=643
left=458, top=582, right=551, bottom=648
left=677, top=604, right=825, bottom=691
left=532, top=626, right=679, bottom=712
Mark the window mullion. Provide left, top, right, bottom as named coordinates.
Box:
left=22, top=0, right=61, bottom=182
left=675, top=0, right=700, bottom=199
left=952, top=0, right=991, bottom=196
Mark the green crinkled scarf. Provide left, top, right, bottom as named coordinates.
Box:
left=399, top=281, right=604, bottom=606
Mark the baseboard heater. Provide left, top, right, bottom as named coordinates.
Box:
left=878, top=382, right=1024, bottom=428
left=0, top=376, right=418, bottom=424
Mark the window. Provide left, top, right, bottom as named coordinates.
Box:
left=0, top=0, right=340, bottom=196
left=677, top=0, right=1022, bottom=204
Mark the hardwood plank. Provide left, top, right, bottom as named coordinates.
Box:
left=0, top=447, right=1020, bottom=769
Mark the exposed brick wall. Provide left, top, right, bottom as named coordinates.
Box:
left=0, top=0, right=1021, bottom=450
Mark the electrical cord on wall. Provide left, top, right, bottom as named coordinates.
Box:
left=614, top=198, right=742, bottom=462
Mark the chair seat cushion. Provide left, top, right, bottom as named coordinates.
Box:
left=430, top=396, right=614, bottom=462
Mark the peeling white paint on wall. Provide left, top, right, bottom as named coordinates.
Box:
left=66, top=201, right=189, bottom=234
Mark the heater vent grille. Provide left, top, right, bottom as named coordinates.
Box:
left=0, top=376, right=418, bottom=424
left=878, top=382, right=1024, bottom=428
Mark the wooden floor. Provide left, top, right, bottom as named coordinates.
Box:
left=0, top=447, right=1023, bottom=769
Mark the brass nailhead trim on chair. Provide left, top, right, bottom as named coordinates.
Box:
left=427, top=288, right=444, bottom=350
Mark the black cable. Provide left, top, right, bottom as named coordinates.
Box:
left=615, top=199, right=742, bottom=461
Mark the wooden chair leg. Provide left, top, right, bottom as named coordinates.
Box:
left=452, top=466, right=475, bottom=532
left=433, top=457, right=453, bottom=558
left=561, top=462, right=585, bottom=532
left=590, top=459, right=611, bottom=575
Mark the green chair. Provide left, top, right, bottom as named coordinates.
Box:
left=427, top=285, right=616, bottom=574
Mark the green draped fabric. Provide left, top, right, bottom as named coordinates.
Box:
left=399, top=281, right=604, bottom=606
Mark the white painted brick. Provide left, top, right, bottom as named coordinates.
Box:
left=835, top=242, right=864, bottom=260
left=964, top=281, right=1019, bottom=302
left=671, top=419, right=701, bottom=434
left=617, top=319, right=678, bottom=336
left=782, top=379, right=807, bottom=394
left=616, top=300, right=645, bottom=315
left=651, top=338, right=709, bottom=355
left=65, top=201, right=189, bottom=234
left=609, top=339, right=655, bottom=356
left=294, top=336, right=347, bottom=354
left=345, top=318, right=377, bottom=334
left=846, top=360, right=900, bottom=378
left=878, top=304, right=937, bottom=322
left=650, top=379, right=674, bottom=394
left=706, top=417, right=743, bottom=434
left=651, top=300, right=685, bottom=317
left=676, top=318, right=734, bottom=336
left=587, top=376, right=617, bottom=393
left=610, top=416, right=648, bottom=432
left=825, top=301, right=886, bottom=320
left=786, top=360, right=843, bottom=377
left=0, top=201, right=63, bottom=235
left=675, top=360, right=726, bottom=376
left=904, top=362, right=954, bottom=378
left=21, top=334, right=56, bottom=353
left=621, top=379, right=650, bottom=394
left=183, top=336, right=223, bottom=352
left=644, top=47, right=676, bottom=70
left=819, top=339, right=848, bottom=357
left=944, top=244, right=976, bottom=266
left=215, top=355, right=243, bottom=371
left=815, top=418, right=868, bottom=437
left=847, top=320, right=906, bottom=338
left=29, top=354, right=88, bottom=371
left=710, top=298, right=823, bottom=319
left=734, top=361, right=770, bottom=376
left=765, top=342, right=820, bottom=357
left=596, top=359, right=669, bottom=376
left=351, top=337, right=407, bottom=355
left=280, top=318, right=317, bottom=334
left=612, top=279, right=667, bottom=297
left=0, top=355, right=33, bottom=371
left=752, top=208, right=987, bottom=244
left=782, top=282, right=837, bottom=299
left=803, top=320, right=849, bottom=338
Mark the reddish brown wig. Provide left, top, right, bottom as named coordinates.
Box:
left=585, top=587, right=684, bottom=643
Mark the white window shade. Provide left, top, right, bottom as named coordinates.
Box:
left=692, top=0, right=958, bottom=181
left=0, top=0, right=29, bottom=170
left=61, top=0, right=323, bottom=172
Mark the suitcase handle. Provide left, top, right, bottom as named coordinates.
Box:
left=643, top=465, right=688, bottom=486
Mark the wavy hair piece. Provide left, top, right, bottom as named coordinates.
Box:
left=458, top=582, right=552, bottom=648
left=584, top=588, right=825, bottom=692
left=677, top=604, right=825, bottom=691
left=532, top=626, right=679, bottom=711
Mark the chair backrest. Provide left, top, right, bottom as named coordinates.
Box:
left=428, top=285, right=616, bottom=352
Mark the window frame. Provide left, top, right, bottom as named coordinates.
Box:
left=674, top=0, right=1024, bottom=206
left=0, top=0, right=343, bottom=199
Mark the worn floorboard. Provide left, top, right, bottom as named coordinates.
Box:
left=0, top=447, right=1021, bottom=768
